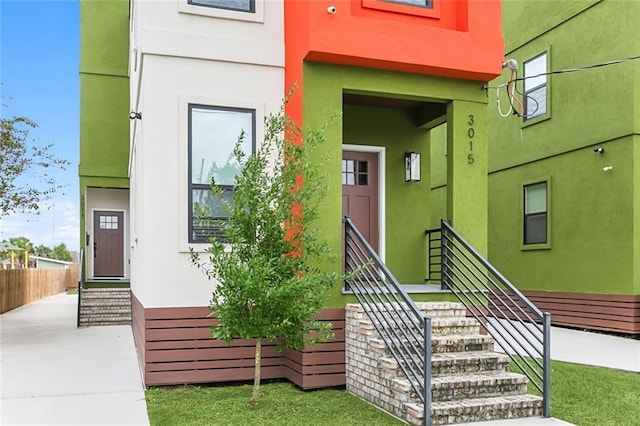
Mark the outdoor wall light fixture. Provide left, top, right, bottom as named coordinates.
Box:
left=593, top=147, right=605, bottom=154
left=405, top=152, right=421, bottom=182
left=129, top=111, right=142, bottom=120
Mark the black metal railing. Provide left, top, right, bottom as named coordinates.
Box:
left=424, top=227, right=442, bottom=285
left=344, top=216, right=432, bottom=426
left=76, top=248, right=84, bottom=328
left=437, top=219, right=551, bottom=417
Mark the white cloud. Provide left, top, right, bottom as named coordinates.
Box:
left=0, top=199, right=80, bottom=252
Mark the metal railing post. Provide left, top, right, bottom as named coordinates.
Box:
left=424, top=316, right=432, bottom=426
left=542, top=312, right=552, bottom=417
left=440, top=220, right=448, bottom=290
left=77, top=248, right=84, bottom=328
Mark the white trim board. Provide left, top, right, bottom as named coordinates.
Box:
left=342, top=144, right=386, bottom=263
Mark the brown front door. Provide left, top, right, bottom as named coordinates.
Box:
left=93, top=210, right=124, bottom=277
left=342, top=151, right=379, bottom=252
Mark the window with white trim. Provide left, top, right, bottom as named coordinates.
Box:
left=523, top=53, right=547, bottom=120
left=188, top=0, right=254, bottom=13
left=188, top=104, right=255, bottom=243
left=523, top=181, right=547, bottom=245
left=383, top=0, right=432, bottom=8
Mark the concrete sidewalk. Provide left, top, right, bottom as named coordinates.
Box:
left=549, top=326, right=640, bottom=372
left=1, top=292, right=149, bottom=426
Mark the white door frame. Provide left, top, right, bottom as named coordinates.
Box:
left=342, top=144, right=386, bottom=262
left=90, top=208, right=127, bottom=279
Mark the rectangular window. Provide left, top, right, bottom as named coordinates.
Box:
left=523, top=182, right=547, bottom=245
left=188, top=104, right=255, bottom=243
left=523, top=53, right=547, bottom=120
left=188, top=0, right=254, bottom=13
left=383, top=0, right=431, bottom=8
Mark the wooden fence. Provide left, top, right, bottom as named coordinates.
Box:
left=0, top=266, right=79, bottom=313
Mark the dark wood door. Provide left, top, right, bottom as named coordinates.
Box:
left=342, top=151, right=379, bottom=252
left=93, top=211, right=124, bottom=277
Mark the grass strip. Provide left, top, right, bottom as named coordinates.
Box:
left=146, top=381, right=402, bottom=426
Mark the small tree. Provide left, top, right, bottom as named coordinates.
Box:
left=1, top=108, right=70, bottom=216
left=190, top=108, right=339, bottom=406
left=52, top=242, right=72, bottom=261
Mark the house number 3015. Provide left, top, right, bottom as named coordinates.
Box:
left=467, top=115, right=475, bottom=165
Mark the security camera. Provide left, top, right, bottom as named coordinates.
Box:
left=129, top=111, right=142, bottom=120
left=593, top=147, right=604, bottom=154
left=327, top=5, right=336, bottom=14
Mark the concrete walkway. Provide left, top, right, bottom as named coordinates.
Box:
left=2, top=293, right=638, bottom=426
left=549, top=326, right=640, bottom=372
left=1, top=292, right=149, bottom=426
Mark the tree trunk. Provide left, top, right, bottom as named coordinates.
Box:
left=251, top=338, right=262, bottom=406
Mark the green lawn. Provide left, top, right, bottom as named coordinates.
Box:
left=545, top=361, right=640, bottom=426
left=146, top=361, right=640, bottom=426
left=146, top=382, right=402, bottom=426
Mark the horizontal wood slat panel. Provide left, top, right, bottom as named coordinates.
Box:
left=146, top=318, right=214, bottom=328
left=146, top=345, right=282, bottom=363
left=146, top=356, right=284, bottom=373
left=131, top=295, right=146, bottom=367
left=483, top=291, right=640, bottom=334
left=145, top=306, right=210, bottom=319
left=283, top=368, right=346, bottom=389
left=137, top=305, right=348, bottom=387
left=282, top=357, right=345, bottom=375
left=146, top=365, right=285, bottom=386
left=524, top=291, right=640, bottom=303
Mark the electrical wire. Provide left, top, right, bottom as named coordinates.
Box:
left=512, top=54, right=640, bottom=84
left=490, top=54, right=639, bottom=118
left=486, top=54, right=640, bottom=90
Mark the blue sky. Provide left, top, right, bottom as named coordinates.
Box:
left=1, top=0, right=80, bottom=251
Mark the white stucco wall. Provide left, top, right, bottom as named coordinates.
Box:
left=129, top=0, right=284, bottom=307
left=85, top=188, right=131, bottom=280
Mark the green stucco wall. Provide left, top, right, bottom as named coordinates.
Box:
left=301, top=62, right=489, bottom=307
left=489, top=137, right=634, bottom=294
left=343, top=105, right=430, bottom=284
left=487, top=0, right=640, bottom=296
left=79, top=0, right=130, bottom=259
left=79, top=0, right=130, bottom=180
left=429, top=124, right=447, bottom=229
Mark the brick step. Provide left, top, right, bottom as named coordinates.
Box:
left=433, top=351, right=510, bottom=376
left=404, top=394, right=543, bottom=426
left=431, top=371, right=528, bottom=401
left=432, top=334, right=494, bottom=353
left=80, top=299, right=131, bottom=307
left=378, top=350, right=510, bottom=382
left=367, top=333, right=494, bottom=356
left=431, top=318, right=480, bottom=336
left=79, top=319, right=131, bottom=326
left=80, top=311, right=131, bottom=319
left=80, top=308, right=132, bottom=316
left=355, top=316, right=480, bottom=340
left=81, top=291, right=130, bottom=298
left=347, top=302, right=469, bottom=323
left=415, top=302, right=468, bottom=318
left=391, top=371, right=529, bottom=403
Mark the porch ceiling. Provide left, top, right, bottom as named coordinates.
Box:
left=342, top=93, right=446, bottom=129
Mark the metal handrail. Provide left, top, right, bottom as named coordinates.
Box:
left=424, top=228, right=442, bottom=285
left=344, top=216, right=432, bottom=426
left=76, top=248, right=84, bottom=328
left=438, top=219, right=551, bottom=417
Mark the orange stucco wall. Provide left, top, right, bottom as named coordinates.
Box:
left=284, top=0, right=504, bottom=123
